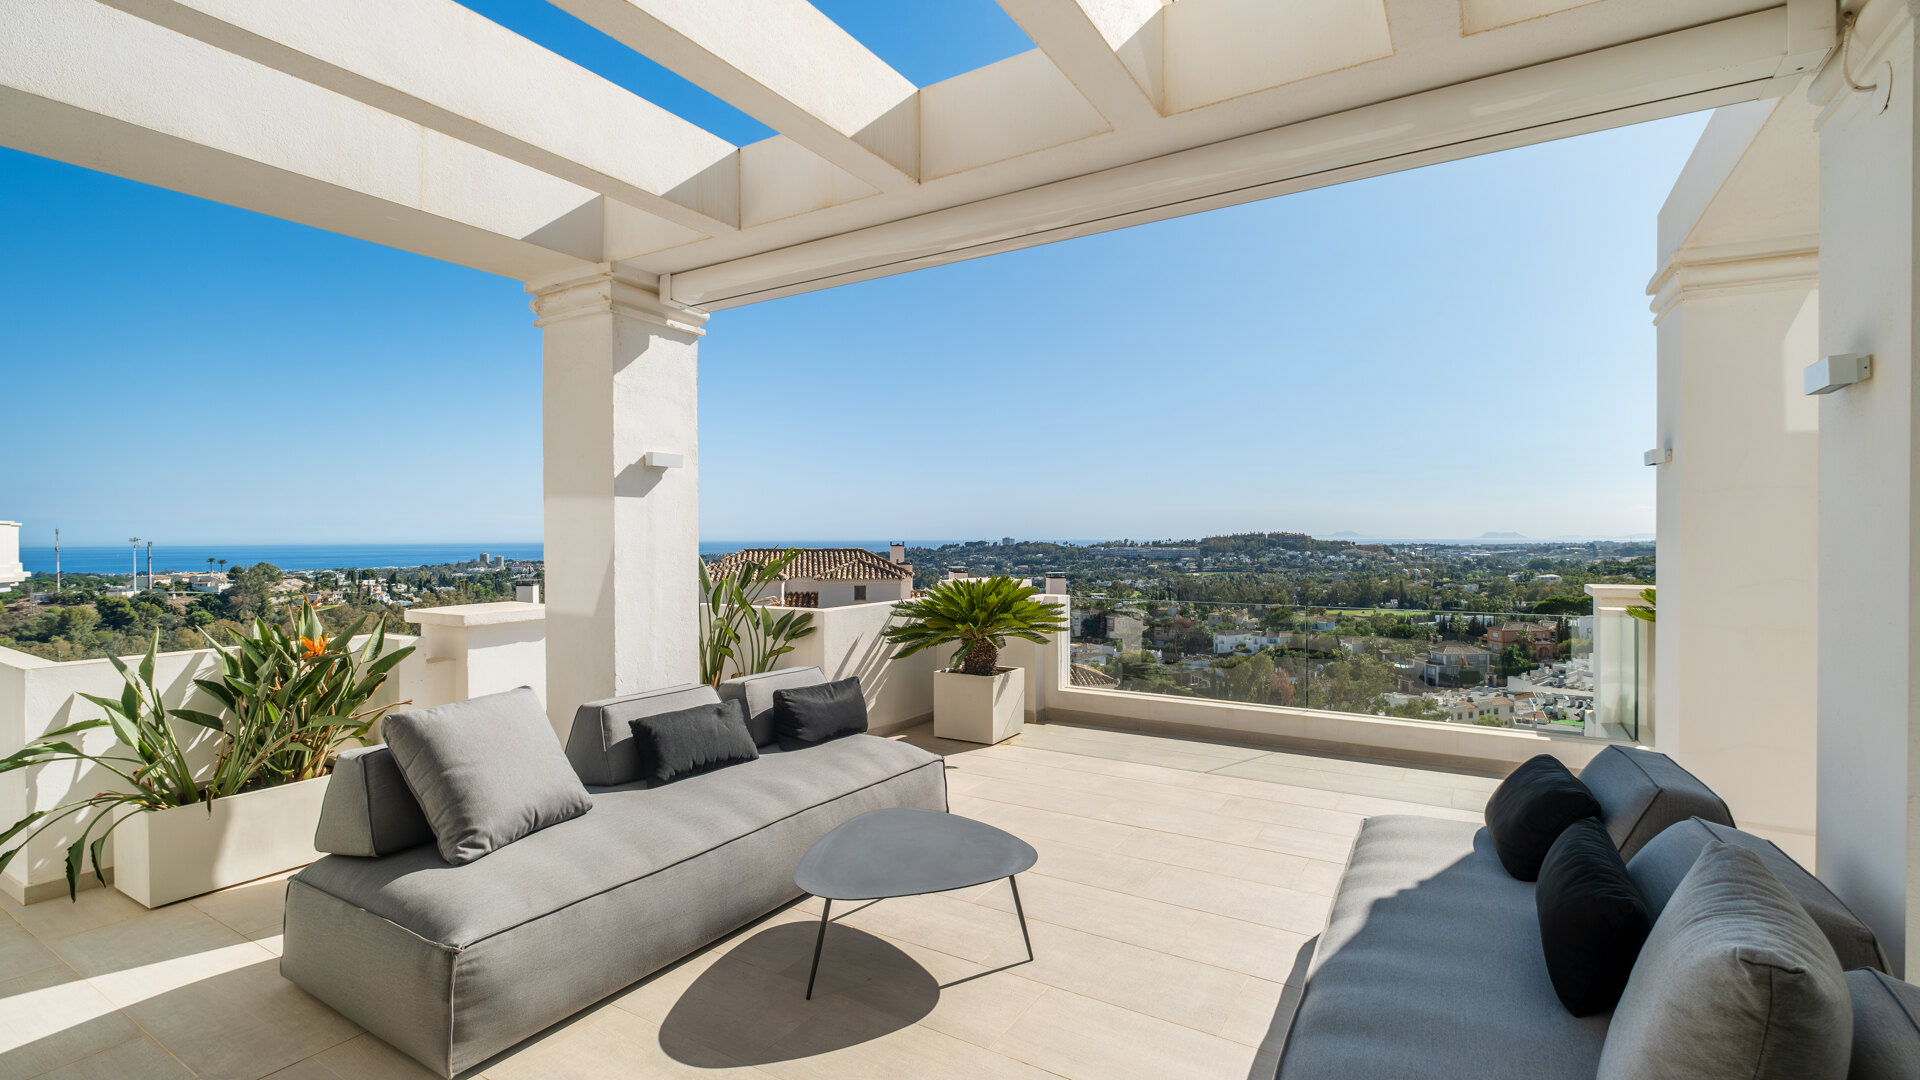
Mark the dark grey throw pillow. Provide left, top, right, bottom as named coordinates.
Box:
left=628, top=698, right=759, bottom=786
left=1536, top=817, right=1653, bottom=1016
left=1484, top=754, right=1603, bottom=880
left=772, top=676, right=868, bottom=750
left=1596, top=842, right=1851, bottom=1080
left=383, top=687, right=592, bottom=865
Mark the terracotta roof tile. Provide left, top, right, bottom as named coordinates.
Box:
left=708, top=547, right=913, bottom=582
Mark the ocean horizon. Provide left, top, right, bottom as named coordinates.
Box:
left=17, top=533, right=1647, bottom=577
left=17, top=540, right=962, bottom=576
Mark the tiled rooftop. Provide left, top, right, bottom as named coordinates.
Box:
left=0, top=721, right=1496, bottom=1080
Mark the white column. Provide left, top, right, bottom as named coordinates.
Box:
left=1812, top=0, right=1920, bottom=977
left=530, top=271, right=707, bottom=739
left=1649, top=255, right=1821, bottom=861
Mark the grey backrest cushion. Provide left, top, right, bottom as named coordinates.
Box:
left=718, top=666, right=826, bottom=747
left=1847, top=969, right=1920, bottom=1080
left=1580, top=745, right=1734, bottom=859
left=385, top=687, right=592, bottom=865
left=1628, top=817, right=1890, bottom=973
left=566, top=683, right=719, bottom=786
left=1597, top=842, right=1851, bottom=1080
left=313, top=744, right=434, bottom=857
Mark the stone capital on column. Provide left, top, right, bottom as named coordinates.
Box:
left=1646, top=242, right=1819, bottom=323
left=526, top=265, right=710, bottom=337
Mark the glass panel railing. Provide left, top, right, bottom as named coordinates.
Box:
left=1066, top=596, right=1632, bottom=740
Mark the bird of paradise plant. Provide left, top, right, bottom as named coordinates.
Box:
left=0, top=603, right=414, bottom=900
left=698, top=549, right=818, bottom=686
left=194, top=601, right=414, bottom=786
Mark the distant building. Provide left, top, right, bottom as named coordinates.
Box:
left=1213, top=630, right=1282, bottom=654
left=1069, top=663, right=1118, bottom=689
left=0, top=521, right=24, bottom=589
left=709, top=546, right=914, bottom=608
left=1483, top=620, right=1558, bottom=661
left=1423, top=643, right=1493, bottom=685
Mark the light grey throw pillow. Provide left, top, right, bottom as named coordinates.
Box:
left=383, top=687, right=592, bottom=865
left=1597, top=841, right=1851, bottom=1080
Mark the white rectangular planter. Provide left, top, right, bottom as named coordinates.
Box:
left=113, top=775, right=330, bottom=908
left=934, top=667, right=1025, bottom=744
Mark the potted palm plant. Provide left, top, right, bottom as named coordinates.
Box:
left=884, top=576, right=1068, bottom=744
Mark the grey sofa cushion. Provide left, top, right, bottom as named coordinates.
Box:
left=384, top=687, right=592, bottom=866
left=1278, top=816, right=1609, bottom=1080
left=1579, top=745, right=1733, bottom=859
left=313, top=745, right=434, bottom=857
left=283, top=733, right=946, bottom=1077
left=719, top=666, right=826, bottom=748
left=1847, top=969, right=1920, bottom=1080
left=628, top=698, right=758, bottom=786
left=1597, top=842, right=1851, bottom=1080
left=566, top=683, right=719, bottom=787
left=1628, top=817, right=1889, bottom=973
left=772, top=676, right=868, bottom=750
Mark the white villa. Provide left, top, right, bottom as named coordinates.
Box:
left=0, top=521, right=24, bottom=590
left=3, top=1, right=1920, bottom=1077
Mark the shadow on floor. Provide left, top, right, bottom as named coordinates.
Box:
left=658, top=919, right=939, bottom=1066
left=1248, top=935, right=1316, bottom=1080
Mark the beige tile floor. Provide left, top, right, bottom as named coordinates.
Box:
left=0, top=721, right=1497, bottom=1080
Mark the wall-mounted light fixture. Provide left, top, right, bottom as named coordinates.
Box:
left=1643, top=448, right=1671, bottom=467
left=1803, top=353, right=1873, bottom=395
left=641, top=451, right=684, bottom=469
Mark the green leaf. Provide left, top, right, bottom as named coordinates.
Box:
left=169, top=709, right=230, bottom=733
left=64, top=839, right=83, bottom=901
left=0, top=810, right=47, bottom=848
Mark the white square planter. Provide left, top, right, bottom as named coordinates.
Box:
left=112, top=775, right=330, bottom=908
left=934, top=667, right=1025, bottom=744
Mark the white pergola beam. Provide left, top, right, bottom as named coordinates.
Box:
left=995, top=0, right=1162, bottom=127
left=0, top=0, right=606, bottom=281
left=671, top=8, right=1794, bottom=308
left=552, top=0, right=921, bottom=191
left=98, top=0, right=744, bottom=234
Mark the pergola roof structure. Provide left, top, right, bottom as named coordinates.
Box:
left=3, top=0, right=1832, bottom=309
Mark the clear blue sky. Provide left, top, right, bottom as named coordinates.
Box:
left=0, top=2, right=1706, bottom=547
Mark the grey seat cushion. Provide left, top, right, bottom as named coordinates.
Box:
left=1847, top=969, right=1920, bottom=1080
left=1579, top=745, right=1733, bottom=859
left=313, top=745, right=433, bottom=857
left=719, top=666, right=826, bottom=748
left=384, top=687, right=592, bottom=865
left=1597, top=842, right=1851, bottom=1080
left=566, top=683, right=721, bottom=787
left=292, top=733, right=941, bottom=948
left=1278, top=816, right=1609, bottom=1080
left=1627, top=817, right=1889, bottom=972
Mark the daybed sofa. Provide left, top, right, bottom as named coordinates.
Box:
left=1276, top=745, right=1920, bottom=1079
left=281, top=667, right=943, bottom=1078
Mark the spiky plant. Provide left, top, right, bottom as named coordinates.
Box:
left=884, top=576, right=1068, bottom=676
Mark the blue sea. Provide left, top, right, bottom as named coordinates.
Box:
left=18, top=540, right=973, bottom=576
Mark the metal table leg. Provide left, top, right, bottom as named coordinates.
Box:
left=1009, top=875, right=1033, bottom=962
left=805, top=897, right=832, bottom=1000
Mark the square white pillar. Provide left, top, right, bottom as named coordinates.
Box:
left=1813, top=2, right=1919, bottom=977
left=531, top=271, right=707, bottom=739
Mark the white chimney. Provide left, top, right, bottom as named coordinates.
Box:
left=515, top=581, right=540, bottom=604
left=889, top=542, right=906, bottom=565
left=1045, top=573, right=1067, bottom=596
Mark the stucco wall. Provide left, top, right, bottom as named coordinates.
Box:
left=1814, top=0, right=1919, bottom=975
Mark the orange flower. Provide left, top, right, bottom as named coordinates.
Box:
left=299, top=634, right=328, bottom=659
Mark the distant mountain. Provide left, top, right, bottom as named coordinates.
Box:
left=1479, top=531, right=1527, bottom=539
left=1326, top=530, right=1366, bottom=538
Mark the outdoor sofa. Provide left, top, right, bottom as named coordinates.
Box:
left=280, top=667, right=944, bottom=1078
left=1276, top=745, right=1920, bottom=1079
